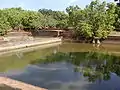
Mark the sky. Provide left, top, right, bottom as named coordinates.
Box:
left=0, top=0, right=115, bottom=11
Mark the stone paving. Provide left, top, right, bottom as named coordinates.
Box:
left=0, top=77, right=47, bottom=90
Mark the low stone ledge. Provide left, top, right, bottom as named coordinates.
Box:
left=0, top=38, right=62, bottom=52
left=0, top=77, right=47, bottom=90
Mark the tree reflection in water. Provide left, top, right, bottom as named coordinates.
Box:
left=30, top=51, right=120, bottom=83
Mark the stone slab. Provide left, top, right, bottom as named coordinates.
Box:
left=0, top=77, right=47, bottom=90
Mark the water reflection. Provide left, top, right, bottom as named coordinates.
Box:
left=1, top=42, right=120, bottom=90
left=31, top=51, right=120, bottom=83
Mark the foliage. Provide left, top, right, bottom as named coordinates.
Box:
left=21, top=10, right=43, bottom=29
left=38, top=9, right=68, bottom=29
left=0, top=8, right=68, bottom=35
left=66, top=0, right=116, bottom=39
left=114, top=6, right=120, bottom=31
left=0, top=10, right=11, bottom=35
left=0, top=0, right=119, bottom=39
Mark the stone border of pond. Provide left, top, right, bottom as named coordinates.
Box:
left=0, top=37, right=62, bottom=53
left=0, top=42, right=61, bottom=57
left=0, top=77, right=47, bottom=90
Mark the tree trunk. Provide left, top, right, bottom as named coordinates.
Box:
left=97, top=39, right=100, bottom=44
left=92, top=39, right=95, bottom=44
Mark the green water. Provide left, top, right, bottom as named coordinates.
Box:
left=0, top=43, right=120, bottom=90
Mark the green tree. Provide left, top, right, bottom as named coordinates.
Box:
left=0, top=9, right=11, bottom=35
left=66, top=0, right=116, bottom=41
left=38, top=9, right=53, bottom=16
left=21, top=10, right=43, bottom=30
left=66, top=5, right=81, bottom=27
left=114, top=6, right=120, bottom=31
left=3, top=8, right=23, bottom=30
left=38, top=9, right=68, bottom=29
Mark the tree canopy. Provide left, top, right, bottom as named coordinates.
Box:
left=0, top=0, right=119, bottom=40
left=0, top=7, right=68, bottom=35
left=66, top=0, right=116, bottom=40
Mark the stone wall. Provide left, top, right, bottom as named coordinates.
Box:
left=0, top=77, right=47, bottom=90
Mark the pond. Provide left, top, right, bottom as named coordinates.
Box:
left=0, top=43, right=120, bottom=90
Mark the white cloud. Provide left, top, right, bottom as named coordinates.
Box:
left=67, top=0, right=79, bottom=6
